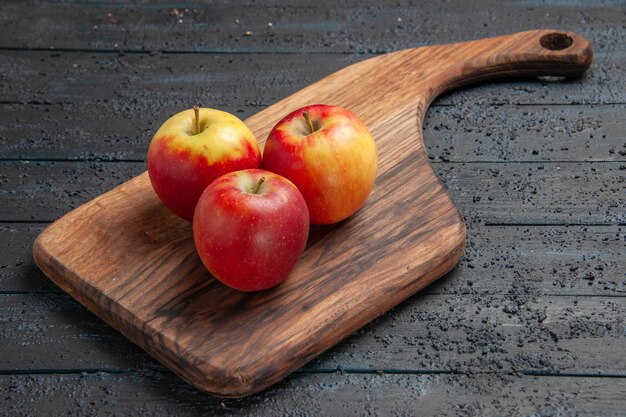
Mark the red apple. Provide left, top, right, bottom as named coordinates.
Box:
left=193, top=169, right=309, bottom=291
left=148, top=106, right=261, bottom=221
left=262, top=104, right=378, bottom=225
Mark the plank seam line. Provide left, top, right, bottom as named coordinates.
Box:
left=1, top=220, right=624, bottom=227
left=0, top=46, right=362, bottom=55
left=0, top=220, right=54, bottom=224
left=0, top=291, right=64, bottom=295
left=0, top=368, right=129, bottom=376
left=2, top=100, right=625, bottom=107
left=1, top=368, right=625, bottom=379
left=2, top=291, right=625, bottom=297
left=298, top=369, right=626, bottom=378
left=523, top=371, right=626, bottom=379
left=0, top=158, right=147, bottom=163
left=485, top=222, right=626, bottom=227
left=430, top=160, right=625, bottom=164
left=1, top=158, right=623, bottom=164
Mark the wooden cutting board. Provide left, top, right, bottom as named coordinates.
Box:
left=34, top=30, right=592, bottom=398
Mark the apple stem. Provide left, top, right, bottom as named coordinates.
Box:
left=303, top=110, right=315, bottom=134
left=193, top=105, right=200, bottom=135
left=252, top=176, right=266, bottom=194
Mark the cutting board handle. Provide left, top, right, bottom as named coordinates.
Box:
left=427, top=29, right=593, bottom=99
left=252, top=29, right=593, bottom=145
left=283, top=29, right=594, bottom=130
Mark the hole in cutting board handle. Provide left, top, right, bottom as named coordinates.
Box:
left=539, top=33, right=573, bottom=50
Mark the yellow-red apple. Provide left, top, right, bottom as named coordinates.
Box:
left=148, top=107, right=261, bottom=221
left=193, top=169, right=309, bottom=291
left=263, top=104, right=378, bottom=224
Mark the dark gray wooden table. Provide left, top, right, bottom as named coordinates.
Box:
left=1, top=1, right=625, bottom=415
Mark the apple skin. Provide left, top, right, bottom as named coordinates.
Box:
left=262, top=104, right=378, bottom=225
left=148, top=108, right=261, bottom=221
left=193, top=169, right=309, bottom=291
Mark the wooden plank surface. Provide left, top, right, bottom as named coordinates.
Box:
left=2, top=292, right=624, bottom=375
left=0, top=0, right=623, bottom=53
left=0, top=50, right=623, bottom=163
left=1, top=0, right=625, bottom=413
left=2, top=102, right=625, bottom=162
left=2, top=160, right=624, bottom=224
left=2, top=372, right=625, bottom=417
left=1, top=50, right=624, bottom=107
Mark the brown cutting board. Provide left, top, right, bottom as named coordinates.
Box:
left=34, top=30, right=592, bottom=397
